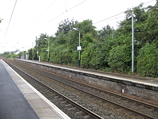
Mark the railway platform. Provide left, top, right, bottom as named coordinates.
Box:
left=15, top=59, right=158, bottom=102
left=0, top=59, right=70, bottom=119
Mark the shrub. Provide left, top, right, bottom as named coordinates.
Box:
left=137, top=43, right=158, bottom=77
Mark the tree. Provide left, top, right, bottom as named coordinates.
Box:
left=33, top=33, right=49, bottom=61
left=81, top=33, right=98, bottom=68
left=0, top=52, right=10, bottom=58
left=36, top=33, right=48, bottom=53
left=55, top=19, right=77, bottom=36
left=74, top=19, right=97, bottom=36
left=108, top=45, right=131, bottom=72
left=137, top=43, right=158, bottom=77
left=142, top=4, right=158, bottom=44
left=98, top=25, right=115, bottom=41
left=40, top=48, right=47, bottom=61
left=28, top=48, right=36, bottom=60
left=119, top=4, right=147, bottom=47
left=27, top=3, right=158, bottom=78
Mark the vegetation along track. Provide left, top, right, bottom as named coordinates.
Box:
left=5, top=59, right=158, bottom=119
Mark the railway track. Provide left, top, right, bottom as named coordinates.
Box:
left=6, top=60, right=103, bottom=119
left=5, top=59, right=158, bottom=119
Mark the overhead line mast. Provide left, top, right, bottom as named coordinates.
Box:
left=132, top=9, right=134, bottom=73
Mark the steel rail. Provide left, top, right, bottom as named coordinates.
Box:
left=6, top=61, right=104, bottom=119
left=28, top=64, right=156, bottom=119
left=11, top=59, right=157, bottom=119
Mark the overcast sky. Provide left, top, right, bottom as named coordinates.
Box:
left=0, top=0, right=156, bottom=53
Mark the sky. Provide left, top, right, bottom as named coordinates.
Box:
left=0, top=0, right=156, bottom=53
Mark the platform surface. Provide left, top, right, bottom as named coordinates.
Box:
left=0, top=59, right=70, bottom=119
left=0, top=60, right=39, bottom=119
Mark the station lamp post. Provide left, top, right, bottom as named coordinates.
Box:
left=73, top=28, right=81, bottom=67
left=45, top=38, right=49, bottom=62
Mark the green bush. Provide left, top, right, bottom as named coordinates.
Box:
left=108, top=45, right=131, bottom=72
left=40, top=48, right=48, bottom=61
left=137, top=43, right=158, bottom=77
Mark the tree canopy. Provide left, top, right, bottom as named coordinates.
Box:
left=6, top=3, right=157, bottom=78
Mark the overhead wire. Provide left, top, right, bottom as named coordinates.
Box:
left=32, top=0, right=88, bottom=35
left=65, top=0, right=67, bottom=12
left=100, top=15, right=125, bottom=24
left=33, top=0, right=57, bottom=22
left=33, top=0, right=155, bottom=34
left=144, top=0, right=155, bottom=5
left=47, top=0, right=87, bottom=24
left=4, top=0, right=17, bottom=39
left=94, top=0, right=155, bottom=25
left=94, top=12, right=124, bottom=25
left=42, top=0, right=155, bottom=26
left=66, top=0, right=87, bottom=12
left=81, top=0, right=117, bottom=17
